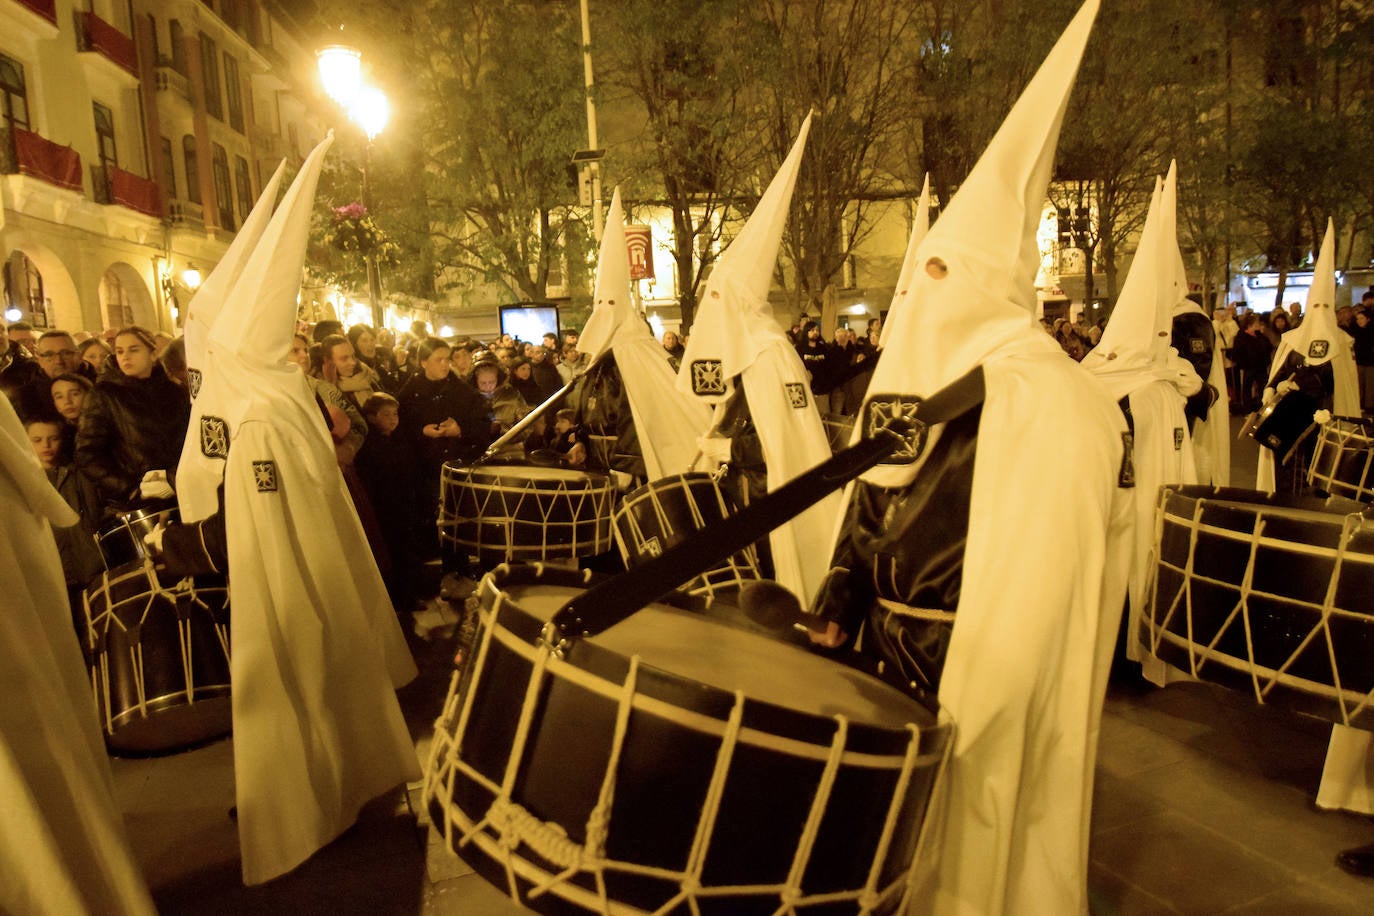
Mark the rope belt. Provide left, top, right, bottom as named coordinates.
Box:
left=876, top=598, right=956, bottom=623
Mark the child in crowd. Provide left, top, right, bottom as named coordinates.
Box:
left=551, top=408, right=588, bottom=468
left=27, top=413, right=103, bottom=629
left=354, top=393, right=421, bottom=612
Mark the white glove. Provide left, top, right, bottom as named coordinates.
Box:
left=143, top=521, right=167, bottom=555
left=1314, top=409, right=1333, bottom=426
left=696, top=436, right=732, bottom=466
left=140, top=469, right=175, bottom=500
left=1277, top=379, right=1299, bottom=396
left=1261, top=387, right=1277, bottom=406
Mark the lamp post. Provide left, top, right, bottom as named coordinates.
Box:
left=317, top=43, right=390, bottom=331
left=352, top=87, right=389, bottom=331
left=578, top=0, right=603, bottom=242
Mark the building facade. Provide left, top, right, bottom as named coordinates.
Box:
left=0, top=0, right=325, bottom=336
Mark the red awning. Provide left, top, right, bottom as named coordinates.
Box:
left=13, top=127, right=82, bottom=191
left=83, top=12, right=137, bottom=76
left=110, top=166, right=161, bottom=217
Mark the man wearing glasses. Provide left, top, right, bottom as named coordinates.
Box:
left=11, top=330, right=83, bottom=416
left=34, top=331, right=83, bottom=379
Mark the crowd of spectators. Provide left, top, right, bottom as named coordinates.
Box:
left=10, top=291, right=1374, bottom=617
left=2, top=315, right=599, bottom=616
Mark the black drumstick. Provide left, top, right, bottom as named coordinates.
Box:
left=738, top=580, right=829, bottom=635
left=545, top=362, right=985, bottom=645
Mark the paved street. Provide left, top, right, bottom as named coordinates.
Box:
left=108, top=417, right=1374, bottom=914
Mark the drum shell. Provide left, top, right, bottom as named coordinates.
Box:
left=1308, top=417, right=1374, bottom=503
left=1146, top=485, right=1374, bottom=727
left=1250, top=390, right=1318, bottom=462
left=611, top=473, right=760, bottom=600
left=427, top=565, right=948, bottom=915
left=96, top=504, right=179, bottom=569
left=439, top=463, right=615, bottom=564
left=83, top=562, right=232, bottom=754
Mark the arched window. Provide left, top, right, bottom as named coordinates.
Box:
left=100, top=268, right=134, bottom=330
left=4, top=251, right=44, bottom=323
left=183, top=135, right=200, bottom=204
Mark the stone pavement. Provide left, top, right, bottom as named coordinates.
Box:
left=107, top=416, right=1374, bottom=913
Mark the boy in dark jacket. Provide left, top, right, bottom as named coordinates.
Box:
left=355, top=393, right=423, bottom=612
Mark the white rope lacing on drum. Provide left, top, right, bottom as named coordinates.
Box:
left=858, top=723, right=922, bottom=914
left=422, top=589, right=951, bottom=915
left=773, top=715, right=850, bottom=915
left=651, top=689, right=747, bottom=916
left=1149, top=494, right=1374, bottom=725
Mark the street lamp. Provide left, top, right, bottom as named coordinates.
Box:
left=316, top=45, right=361, bottom=108
left=317, top=44, right=389, bottom=331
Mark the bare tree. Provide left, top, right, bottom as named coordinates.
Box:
left=597, top=0, right=769, bottom=332
left=751, top=0, right=923, bottom=332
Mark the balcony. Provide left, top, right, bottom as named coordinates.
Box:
left=2, top=0, right=59, bottom=41
left=167, top=198, right=205, bottom=228
left=0, top=126, right=83, bottom=193
left=250, top=125, right=286, bottom=162
left=155, top=65, right=192, bottom=102
left=91, top=164, right=161, bottom=218
left=75, top=11, right=139, bottom=89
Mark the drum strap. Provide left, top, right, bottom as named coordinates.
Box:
left=547, top=366, right=986, bottom=645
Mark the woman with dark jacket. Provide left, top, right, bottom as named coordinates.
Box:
left=396, top=337, right=491, bottom=480
left=75, top=325, right=190, bottom=511
left=396, top=338, right=491, bottom=561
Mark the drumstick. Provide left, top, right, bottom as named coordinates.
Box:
left=738, top=580, right=829, bottom=635
left=547, top=365, right=985, bottom=644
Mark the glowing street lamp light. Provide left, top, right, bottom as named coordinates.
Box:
left=182, top=264, right=202, bottom=290
left=316, top=44, right=362, bottom=108
left=351, top=87, right=389, bottom=141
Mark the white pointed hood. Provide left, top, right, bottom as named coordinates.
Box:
left=857, top=0, right=1099, bottom=487
left=1271, top=219, right=1346, bottom=373
left=876, top=174, right=932, bottom=350
left=676, top=114, right=811, bottom=401
left=183, top=161, right=287, bottom=399
left=177, top=135, right=335, bottom=522
left=1082, top=175, right=1174, bottom=400
left=866, top=0, right=1095, bottom=397
left=578, top=187, right=636, bottom=362
left=577, top=188, right=711, bottom=477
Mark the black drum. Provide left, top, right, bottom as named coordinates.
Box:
left=438, top=463, right=616, bottom=564
left=423, top=564, right=950, bottom=916
left=1249, top=389, right=1319, bottom=463
left=611, top=473, right=761, bottom=602
left=1308, top=416, right=1374, bottom=503
left=1145, top=485, right=1374, bottom=728
left=96, top=503, right=178, bottom=569
left=82, top=561, right=232, bottom=754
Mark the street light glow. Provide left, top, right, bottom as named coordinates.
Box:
left=351, top=87, right=389, bottom=141
left=182, top=266, right=202, bottom=290
left=317, top=44, right=362, bottom=108
left=4, top=306, right=21, bottom=322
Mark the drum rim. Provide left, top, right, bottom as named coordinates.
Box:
left=1161, top=484, right=1371, bottom=518
left=618, top=471, right=734, bottom=506
left=441, top=460, right=611, bottom=487
left=477, top=564, right=946, bottom=755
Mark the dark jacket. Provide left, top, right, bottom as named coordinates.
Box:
left=0, top=350, right=45, bottom=413
left=46, top=463, right=104, bottom=587
left=396, top=372, right=492, bottom=474
left=75, top=364, right=191, bottom=506
left=796, top=339, right=839, bottom=394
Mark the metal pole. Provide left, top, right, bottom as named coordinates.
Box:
left=579, top=0, right=603, bottom=242
left=362, top=139, right=384, bottom=329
